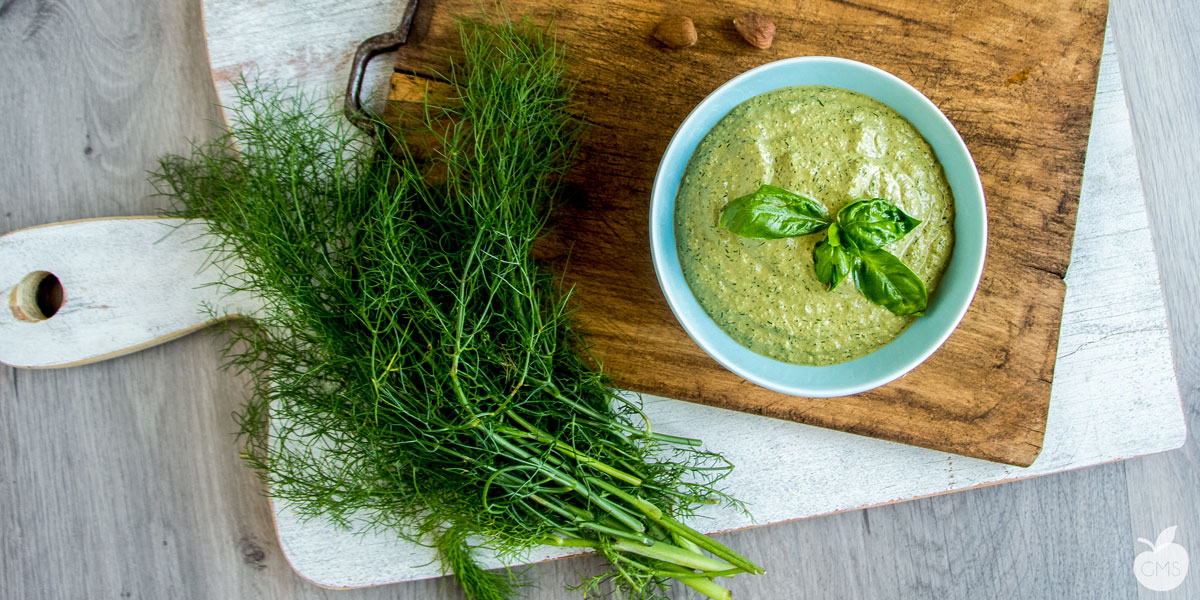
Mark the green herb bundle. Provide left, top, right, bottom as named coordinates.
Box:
left=154, top=16, right=760, bottom=600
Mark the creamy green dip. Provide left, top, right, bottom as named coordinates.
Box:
left=675, top=86, right=955, bottom=366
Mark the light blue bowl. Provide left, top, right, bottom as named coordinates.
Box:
left=649, top=57, right=987, bottom=398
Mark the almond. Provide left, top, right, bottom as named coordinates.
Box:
left=734, top=13, right=775, bottom=49
left=653, top=16, right=698, bottom=49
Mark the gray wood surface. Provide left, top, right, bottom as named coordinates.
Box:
left=0, top=1, right=1195, bottom=599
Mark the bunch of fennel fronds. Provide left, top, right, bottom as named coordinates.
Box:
left=153, top=16, right=762, bottom=600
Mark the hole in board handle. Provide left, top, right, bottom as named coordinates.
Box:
left=9, top=271, right=65, bottom=322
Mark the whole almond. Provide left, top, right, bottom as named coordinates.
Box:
left=733, top=12, right=775, bottom=49
left=653, top=16, right=698, bottom=49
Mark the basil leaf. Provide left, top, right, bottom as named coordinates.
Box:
left=813, top=224, right=856, bottom=291
left=813, top=239, right=855, bottom=291
left=825, top=222, right=843, bottom=247
left=852, top=247, right=928, bottom=316
left=837, top=198, right=921, bottom=250
left=720, top=184, right=831, bottom=239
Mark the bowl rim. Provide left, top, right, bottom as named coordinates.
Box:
left=648, top=56, right=987, bottom=398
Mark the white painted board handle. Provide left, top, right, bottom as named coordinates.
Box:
left=0, top=217, right=259, bottom=368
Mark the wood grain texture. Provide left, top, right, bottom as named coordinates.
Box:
left=1111, top=1, right=1200, bottom=598
left=0, top=0, right=1195, bottom=599
left=384, top=0, right=1110, bottom=466
left=203, top=0, right=404, bottom=127
left=0, top=2, right=293, bottom=598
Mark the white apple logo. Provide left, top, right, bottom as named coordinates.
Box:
left=1134, top=526, right=1189, bottom=592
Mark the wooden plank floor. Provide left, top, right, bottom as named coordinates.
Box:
left=0, top=0, right=1195, bottom=598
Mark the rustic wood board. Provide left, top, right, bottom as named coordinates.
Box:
left=381, top=0, right=1109, bottom=466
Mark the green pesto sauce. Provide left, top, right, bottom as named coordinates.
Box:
left=675, top=86, right=955, bottom=366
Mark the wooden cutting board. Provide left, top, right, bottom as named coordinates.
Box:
left=386, top=0, right=1109, bottom=467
